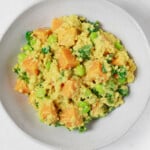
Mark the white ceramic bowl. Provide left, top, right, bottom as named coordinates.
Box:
left=1, top=0, right=150, bottom=149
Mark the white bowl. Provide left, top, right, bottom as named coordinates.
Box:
left=0, top=0, right=150, bottom=149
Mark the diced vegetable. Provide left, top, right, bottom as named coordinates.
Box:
left=84, top=88, right=92, bottom=97
left=118, top=77, right=127, bottom=84
left=58, top=27, right=77, bottom=47
left=22, top=57, right=39, bottom=75
left=102, top=64, right=107, bottom=73
left=33, top=28, right=51, bottom=43
left=25, top=31, right=32, bottom=42
left=78, top=45, right=92, bottom=60
left=48, top=34, right=58, bottom=44
left=20, top=72, right=29, bottom=83
left=22, top=44, right=33, bottom=51
left=74, top=65, right=86, bottom=76
left=41, top=46, right=51, bottom=54
left=106, top=93, right=114, bottom=104
left=18, top=53, right=26, bottom=63
left=58, top=48, right=78, bottom=69
left=61, top=80, right=77, bottom=98
left=79, top=101, right=90, bottom=114
left=51, top=18, right=63, bottom=31
left=35, top=87, right=46, bottom=98
left=45, top=61, right=51, bottom=70
left=118, top=86, right=129, bottom=97
left=114, top=40, right=123, bottom=50
left=90, top=32, right=98, bottom=41
left=94, top=84, right=105, bottom=95
left=60, top=105, right=83, bottom=128
left=79, top=126, right=87, bottom=132
left=86, top=61, right=107, bottom=81
left=15, top=79, right=29, bottom=94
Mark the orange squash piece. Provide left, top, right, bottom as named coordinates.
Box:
left=58, top=27, right=77, bottom=47
left=22, top=57, right=39, bottom=75
left=33, top=28, right=51, bottom=43
left=60, top=105, right=83, bottom=128
left=40, top=102, right=58, bottom=124
left=86, top=61, right=107, bottom=81
left=58, top=48, right=78, bottom=69
left=61, top=80, right=77, bottom=98
left=15, top=79, right=29, bottom=94
left=51, top=18, right=63, bottom=31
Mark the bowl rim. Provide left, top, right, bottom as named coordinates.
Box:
left=0, top=0, right=150, bottom=149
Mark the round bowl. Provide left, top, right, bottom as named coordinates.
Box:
left=0, top=0, right=150, bottom=149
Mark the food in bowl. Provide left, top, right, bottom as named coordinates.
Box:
left=13, top=15, right=136, bottom=131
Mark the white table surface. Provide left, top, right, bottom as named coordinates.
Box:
left=0, top=0, right=150, bottom=150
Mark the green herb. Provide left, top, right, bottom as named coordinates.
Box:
left=94, top=84, right=105, bottom=95
left=25, top=31, right=32, bottom=42
left=41, top=46, right=51, bottom=54
left=79, top=126, right=87, bottom=132
left=102, top=64, right=107, bottom=73
left=20, top=72, right=29, bottom=83
left=118, top=86, right=129, bottom=97
left=106, top=93, right=114, bottom=104
left=78, top=45, right=92, bottom=60
left=13, top=67, right=20, bottom=75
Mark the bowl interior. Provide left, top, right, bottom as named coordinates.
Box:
left=0, top=0, right=150, bottom=150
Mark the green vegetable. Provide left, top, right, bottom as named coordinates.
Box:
left=20, top=72, right=29, bottom=83
left=30, top=38, right=37, bottom=47
left=84, top=88, right=92, bottom=97
left=94, top=84, right=105, bottom=95
left=79, top=126, right=87, bottom=132
left=118, top=77, right=127, bottom=84
left=107, top=80, right=116, bottom=90
left=35, top=87, right=46, bottom=98
left=118, top=86, right=129, bottom=97
left=91, top=88, right=101, bottom=98
left=88, top=21, right=101, bottom=32
left=102, top=64, right=107, bottom=73
left=13, top=67, right=20, bottom=75
left=74, top=65, right=86, bottom=76
left=18, top=53, right=26, bottom=63
left=35, top=101, right=39, bottom=108
left=114, top=40, right=123, bottom=50
left=41, top=46, right=51, bottom=54
left=45, top=61, right=51, bottom=70
left=78, top=45, right=92, bottom=60
left=25, top=31, right=32, bottom=42
left=22, top=44, right=33, bottom=51
left=106, top=93, right=114, bottom=104
left=79, top=101, right=90, bottom=113
left=48, top=34, right=57, bottom=44
left=90, top=32, right=98, bottom=41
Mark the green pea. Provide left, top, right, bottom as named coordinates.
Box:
left=25, top=31, right=32, bottom=42
left=95, top=84, right=105, bottom=95
left=48, top=34, right=57, bottom=44
left=35, top=88, right=46, bottom=98
left=17, top=53, right=26, bottom=63
left=79, top=101, right=90, bottom=113
left=45, top=61, right=51, bottom=70
left=118, top=77, right=127, bottom=84
left=41, top=46, right=51, bottom=54
left=90, top=32, right=98, bottom=41
left=84, top=88, right=92, bottom=97
left=74, top=65, right=86, bottom=77
left=118, top=86, right=129, bottom=97
left=30, top=38, right=37, bottom=46
left=114, top=40, right=123, bottom=50
left=22, top=44, right=33, bottom=51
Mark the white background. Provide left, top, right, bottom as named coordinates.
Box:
left=0, top=0, right=150, bottom=150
